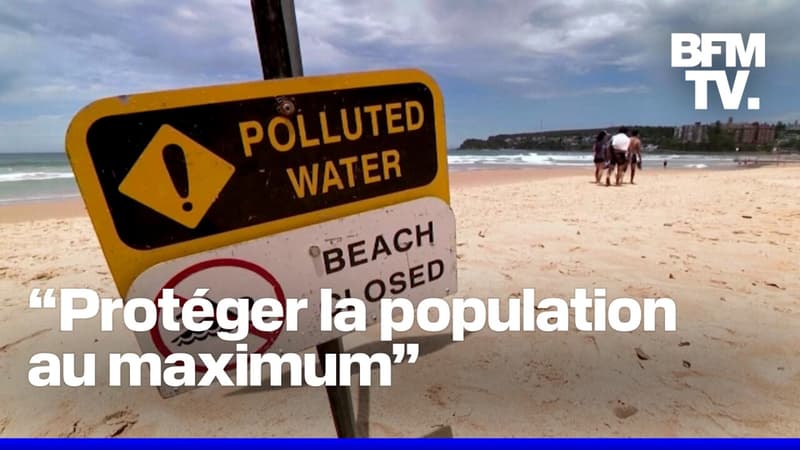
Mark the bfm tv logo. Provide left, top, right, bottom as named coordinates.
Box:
left=671, top=33, right=765, bottom=110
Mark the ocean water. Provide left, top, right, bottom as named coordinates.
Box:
left=0, top=153, right=79, bottom=204
left=447, top=149, right=761, bottom=171
left=0, top=150, right=780, bottom=204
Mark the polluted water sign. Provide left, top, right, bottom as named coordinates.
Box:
left=65, top=69, right=450, bottom=296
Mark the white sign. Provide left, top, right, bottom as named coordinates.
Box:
left=127, top=196, right=456, bottom=390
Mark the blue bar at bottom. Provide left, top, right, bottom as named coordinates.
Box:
left=2, top=438, right=800, bottom=449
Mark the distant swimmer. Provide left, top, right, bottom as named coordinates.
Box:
left=663, top=160, right=668, bottom=168
left=627, top=129, right=642, bottom=184
left=606, top=127, right=630, bottom=186
left=592, top=130, right=609, bottom=184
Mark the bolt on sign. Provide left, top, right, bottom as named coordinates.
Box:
left=66, top=69, right=450, bottom=296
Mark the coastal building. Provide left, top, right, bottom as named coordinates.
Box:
left=726, top=121, right=775, bottom=145
left=674, top=118, right=775, bottom=146
left=674, top=122, right=707, bottom=144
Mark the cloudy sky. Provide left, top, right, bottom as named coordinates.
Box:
left=1, top=0, right=798, bottom=152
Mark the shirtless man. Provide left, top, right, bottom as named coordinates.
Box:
left=627, top=129, right=642, bottom=184
left=606, top=127, right=630, bottom=186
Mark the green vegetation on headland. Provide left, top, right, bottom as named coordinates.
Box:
left=459, top=121, right=800, bottom=152
left=460, top=126, right=673, bottom=151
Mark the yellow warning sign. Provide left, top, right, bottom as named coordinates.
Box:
left=65, top=69, right=448, bottom=296
left=118, top=125, right=235, bottom=229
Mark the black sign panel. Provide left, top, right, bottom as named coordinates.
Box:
left=85, top=82, right=438, bottom=250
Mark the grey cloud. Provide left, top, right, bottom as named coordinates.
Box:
left=3, top=0, right=796, bottom=100
left=524, top=83, right=650, bottom=99
left=0, top=0, right=797, bottom=150
left=0, top=0, right=260, bottom=104
left=297, top=0, right=798, bottom=82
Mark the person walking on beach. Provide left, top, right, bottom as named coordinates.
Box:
left=606, top=127, right=630, bottom=186
left=592, top=130, right=609, bottom=183
left=627, top=129, right=642, bottom=184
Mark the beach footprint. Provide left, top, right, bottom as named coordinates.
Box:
left=612, top=401, right=638, bottom=419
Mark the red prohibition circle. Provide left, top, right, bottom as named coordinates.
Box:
left=150, top=258, right=286, bottom=372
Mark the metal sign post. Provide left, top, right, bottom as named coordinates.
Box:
left=250, top=0, right=357, bottom=438
left=67, top=0, right=453, bottom=435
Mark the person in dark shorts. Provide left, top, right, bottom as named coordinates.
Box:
left=606, top=127, right=630, bottom=186
left=592, top=130, right=609, bottom=183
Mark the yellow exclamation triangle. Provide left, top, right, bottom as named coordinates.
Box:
left=118, top=124, right=235, bottom=229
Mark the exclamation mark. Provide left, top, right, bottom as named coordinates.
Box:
left=162, top=143, right=192, bottom=212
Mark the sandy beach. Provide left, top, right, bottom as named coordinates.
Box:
left=1, top=166, right=799, bottom=437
